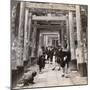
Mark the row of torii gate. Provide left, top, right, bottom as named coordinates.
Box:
left=12, top=2, right=87, bottom=77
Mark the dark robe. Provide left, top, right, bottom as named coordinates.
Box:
left=37, top=55, right=45, bottom=71
left=56, top=49, right=71, bottom=68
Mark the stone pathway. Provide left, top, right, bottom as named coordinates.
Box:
left=13, top=64, right=87, bottom=89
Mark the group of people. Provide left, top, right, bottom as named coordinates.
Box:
left=37, top=45, right=71, bottom=77
left=21, top=45, right=71, bottom=86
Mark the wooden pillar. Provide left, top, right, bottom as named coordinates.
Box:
left=59, top=30, right=62, bottom=45
left=35, top=29, right=40, bottom=57
left=16, top=2, right=25, bottom=67
left=50, top=37, right=52, bottom=46
left=44, top=34, right=48, bottom=47
left=38, top=34, right=42, bottom=56
left=76, top=5, right=87, bottom=76
left=46, top=35, right=48, bottom=47
left=58, top=32, right=60, bottom=46
left=23, top=9, right=29, bottom=63
left=39, top=34, right=41, bottom=48
left=69, top=11, right=77, bottom=70
left=31, top=21, right=37, bottom=57
left=41, top=34, right=44, bottom=47
left=23, top=12, right=32, bottom=65
left=38, top=33, right=44, bottom=56
left=66, top=17, right=70, bottom=50
left=11, top=4, right=17, bottom=70
left=28, top=13, right=32, bottom=41
left=44, top=35, right=46, bottom=47
left=61, top=27, right=64, bottom=48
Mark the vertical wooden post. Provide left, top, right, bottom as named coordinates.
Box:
left=61, top=27, right=64, bottom=48
left=66, top=17, right=70, bottom=50
left=76, top=5, right=87, bottom=76
left=46, top=35, right=48, bottom=47
left=16, top=2, right=25, bottom=67
left=31, top=21, right=37, bottom=57
left=69, top=11, right=77, bottom=70
left=59, top=30, right=62, bottom=45
left=28, top=12, right=32, bottom=42
left=23, top=11, right=32, bottom=64
left=23, top=9, right=29, bottom=63
left=38, top=33, right=42, bottom=56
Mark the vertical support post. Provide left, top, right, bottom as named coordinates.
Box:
left=26, top=12, right=32, bottom=64
left=16, top=2, right=25, bottom=67
left=23, top=9, right=29, bottom=64
left=61, top=27, right=64, bottom=48
left=76, top=5, right=87, bottom=76
left=44, top=35, right=46, bottom=47
left=31, top=21, right=37, bottom=57
left=38, top=33, right=41, bottom=56
left=46, top=35, right=48, bottom=47
left=35, top=29, right=40, bottom=57
left=43, top=34, right=45, bottom=47
left=41, top=34, right=44, bottom=47
left=69, top=11, right=77, bottom=70
left=66, top=17, right=70, bottom=50
left=58, top=32, right=60, bottom=46
left=59, top=30, right=62, bottom=45
left=11, top=3, right=17, bottom=70
left=50, top=37, right=52, bottom=46
left=28, top=12, right=32, bottom=42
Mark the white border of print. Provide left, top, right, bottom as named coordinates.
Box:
left=0, top=0, right=89, bottom=90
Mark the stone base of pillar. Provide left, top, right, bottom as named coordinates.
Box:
left=11, top=66, right=24, bottom=88
left=17, top=66, right=24, bottom=80
left=17, top=66, right=24, bottom=72
left=70, top=59, right=77, bottom=71
left=11, top=69, right=18, bottom=88
left=78, top=63, right=87, bottom=77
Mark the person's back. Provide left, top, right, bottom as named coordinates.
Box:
left=58, top=48, right=63, bottom=59
left=38, top=55, right=45, bottom=72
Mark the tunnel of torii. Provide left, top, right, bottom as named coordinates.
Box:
left=11, top=1, right=87, bottom=86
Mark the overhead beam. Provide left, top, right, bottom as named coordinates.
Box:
left=40, top=32, right=59, bottom=35
left=25, top=2, right=76, bottom=11
left=40, top=30, right=59, bottom=34
left=39, top=28, right=60, bottom=31
left=41, top=33, right=58, bottom=36
left=32, top=24, right=62, bottom=29
left=32, top=15, right=66, bottom=21
left=36, top=27, right=61, bottom=29
left=32, top=24, right=61, bottom=27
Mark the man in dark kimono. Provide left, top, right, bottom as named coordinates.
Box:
left=59, top=49, right=71, bottom=77
left=37, top=55, right=45, bottom=72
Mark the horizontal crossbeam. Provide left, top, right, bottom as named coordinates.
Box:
left=25, top=2, right=76, bottom=11
left=32, top=16, right=66, bottom=21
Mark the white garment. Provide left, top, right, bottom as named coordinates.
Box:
left=64, top=56, right=67, bottom=61
left=53, top=56, right=55, bottom=64
left=45, top=54, right=47, bottom=59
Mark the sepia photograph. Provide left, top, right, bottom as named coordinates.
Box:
left=11, top=0, right=88, bottom=89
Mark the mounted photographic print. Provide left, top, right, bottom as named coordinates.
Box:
left=11, top=0, right=88, bottom=89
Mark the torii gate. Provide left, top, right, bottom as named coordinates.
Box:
left=23, top=2, right=74, bottom=63
left=16, top=2, right=86, bottom=76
